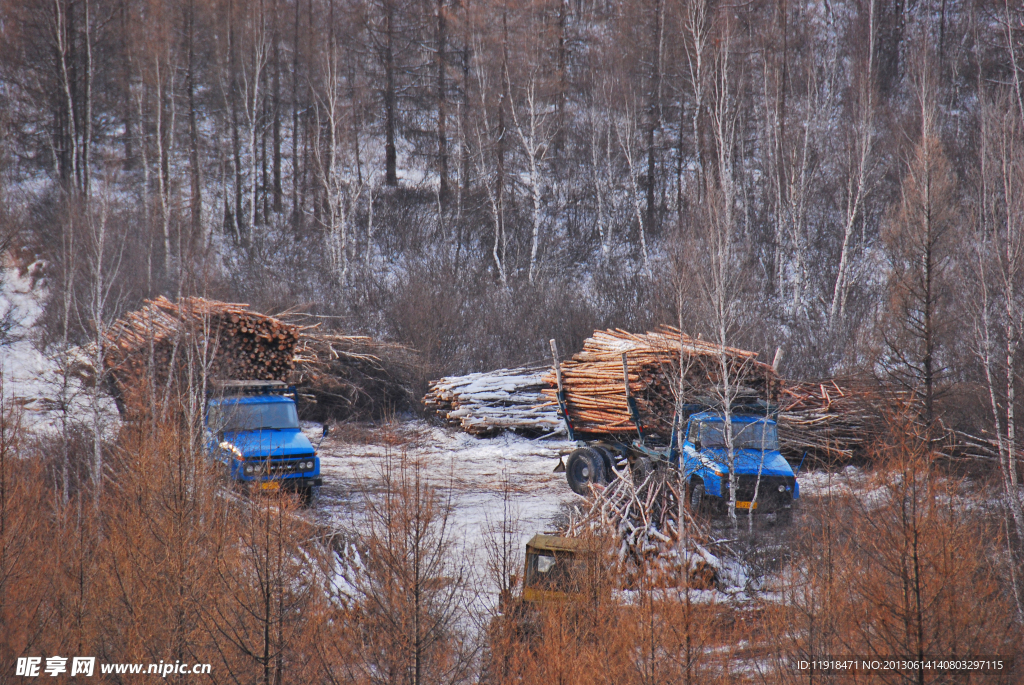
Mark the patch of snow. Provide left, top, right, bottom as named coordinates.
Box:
left=1, top=257, right=52, bottom=407
left=1, top=257, right=120, bottom=436
left=796, top=465, right=868, bottom=498
left=796, top=465, right=901, bottom=511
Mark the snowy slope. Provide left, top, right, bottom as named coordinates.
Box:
left=0, top=258, right=119, bottom=433
left=1, top=259, right=56, bottom=417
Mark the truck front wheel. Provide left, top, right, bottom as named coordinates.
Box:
left=686, top=478, right=708, bottom=517
left=566, top=448, right=605, bottom=495
left=777, top=507, right=793, bottom=525
left=299, top=486, right=319, bottom=506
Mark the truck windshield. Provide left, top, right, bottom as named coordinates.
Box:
left=210, top=402, right=299, bottom=431
left=699, top=420, right=778, bottom=450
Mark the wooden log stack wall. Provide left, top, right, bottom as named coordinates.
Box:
left=424, top=367, right=563, bottom=436
left=102, top=296, right=298, bottom=411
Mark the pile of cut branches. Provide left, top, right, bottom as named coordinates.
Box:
left=777, top=380, right=1002, bottom=464
left=423, top=366, right=562, bottom=436
left=289, top=333, right=419, bottom=422
left=563, top=470, right=725, bottom=589
left=775, top=380, right=889, bottom=463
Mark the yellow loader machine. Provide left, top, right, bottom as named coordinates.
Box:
left=520, top=534, right=596, bottom=603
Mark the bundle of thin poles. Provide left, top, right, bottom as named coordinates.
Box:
left=775, top=380, right=888, bottom=462
left=289, top=332, right=419, bottom=421
left=777, top=380, right=1003, bottom=464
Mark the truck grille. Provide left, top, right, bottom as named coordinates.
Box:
left=250, top=456, right=314, bottom=476
left=724, top=474, right=795, bottom=510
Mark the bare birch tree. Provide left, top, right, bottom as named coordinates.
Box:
left=616, top=98, right=653, bottom=278
left=693, top=12, right=751, bottom=526
left=507, top=69, right=552, bottom=285
left=973, top=92, right=1024, bottom=624
left=829, top=0, right=879, bottom=327
left=313, top=16, right=363, bottom=286
left=83, top=180, right=125, bottom=515
left=472, top=33, right=508, bottom=286
left=241, top=0, right=269, bottom=236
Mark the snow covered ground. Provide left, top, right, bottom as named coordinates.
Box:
left=305, top=420, right=793, bottom=599
left=305, top=420, right=578, bottom=579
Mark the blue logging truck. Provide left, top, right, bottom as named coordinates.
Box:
left=206, top=380, right=326, bottom=498
left=677, top=410, right=797, bottom=520
left=551, top=342, right=798, bottom=519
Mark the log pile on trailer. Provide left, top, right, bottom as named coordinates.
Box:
left=540, top=327, right=778, bottom=439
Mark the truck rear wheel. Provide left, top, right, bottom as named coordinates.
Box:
left=566, top=448, right=605, bottom=495
left=591, top=445, right=617, bottom=484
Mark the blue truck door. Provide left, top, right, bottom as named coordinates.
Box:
left=681, top=419, right=699, bottom=479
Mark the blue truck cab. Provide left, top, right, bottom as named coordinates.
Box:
left=680, top=411, right=798, bottom=515
left=206, top=381, right=324, bottom=495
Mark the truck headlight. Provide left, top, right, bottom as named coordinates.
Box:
left=220, top=441, right=244, bottom=460
left=245, top=464, right=255, bottom=475
left=306, top=460, right=314, bottom=470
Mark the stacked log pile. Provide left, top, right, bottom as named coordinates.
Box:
left=540, top=327, right=778, bottom=439
left=289, top=333, right=418, bottom=422
left=102, top=296, right=298, bottom=409
left=563, top=470, right=724, bottom=589
left=423, top=367, right=563, bottom=436
left=99, top=297, right=418, bottom=422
